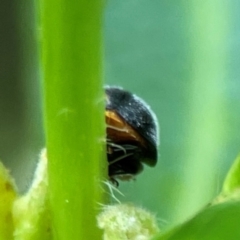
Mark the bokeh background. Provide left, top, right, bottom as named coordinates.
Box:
left=1, top=0, right=240, bottom=230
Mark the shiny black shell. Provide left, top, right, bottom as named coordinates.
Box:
left=105, top=86, right=159, bottom=184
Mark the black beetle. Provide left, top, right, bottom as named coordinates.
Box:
left=105, top=86, right=159, bottom=186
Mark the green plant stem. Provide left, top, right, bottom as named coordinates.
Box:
left=173, top=1, right=229, bottom=223
left=40, top=0, right=105, bottom=239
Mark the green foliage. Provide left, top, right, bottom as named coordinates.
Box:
left=13, top=150, right=51, bottom=240
left=154, top=154, right=240, bottom=240
left=0, top=162, right=16, bottom=240
left=1, top=0, right=240, bottom=239
left=223, top=155, right=240, bottom=194
left=155, top=200, right=240, bottom=240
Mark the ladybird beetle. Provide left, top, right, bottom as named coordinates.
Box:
left=105, top=86, right=159, bottom=186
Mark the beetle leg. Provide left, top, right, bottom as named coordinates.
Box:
left=107, top=140, right=127, bottom=154
left=108, top=152, right=134, bottom=165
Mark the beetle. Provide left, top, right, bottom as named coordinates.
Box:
left=105, top=86, right=159, bottom=186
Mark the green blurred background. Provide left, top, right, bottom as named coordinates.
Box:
left=0, top=0, right=240, bottom=230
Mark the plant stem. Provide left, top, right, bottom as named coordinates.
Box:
left=173, top=0, right=229, bottom=224
left=39, top=0, right=105, bottom=239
